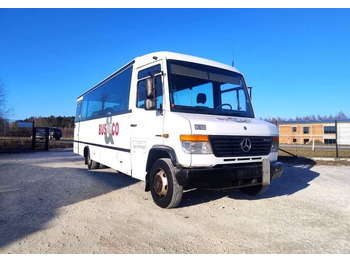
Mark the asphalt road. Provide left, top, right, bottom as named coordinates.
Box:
left=0, top=149, right=349, bottom=254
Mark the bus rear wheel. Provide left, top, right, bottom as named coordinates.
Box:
left=149, top=158, right=183, bottom=208
left=86, top=151, right=100, bottom=170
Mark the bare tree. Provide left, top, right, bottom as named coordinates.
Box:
left=0, top=80, right=10, bottom=135
left=0, top=80, right=6, bottom=118
left=335, top=111, right=348, bottom=120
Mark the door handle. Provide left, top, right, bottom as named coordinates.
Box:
left=130, top=124, right=137, bottom=127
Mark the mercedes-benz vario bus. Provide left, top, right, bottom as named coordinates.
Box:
left=74, top=51, right=283, bottom=208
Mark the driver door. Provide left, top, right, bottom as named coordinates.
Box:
left=130, top=61, right=164, bottom=181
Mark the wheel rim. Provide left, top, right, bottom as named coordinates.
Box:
left=87, top=155, right=92, bottom=167
left=153, top=169, right=168, bottom=198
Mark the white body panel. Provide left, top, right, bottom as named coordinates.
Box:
left=74, top=113, right=132, bottom=175
left=163, top=112, right=279, bottom=167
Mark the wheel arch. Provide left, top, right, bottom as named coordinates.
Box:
left=83, top=146, right=89, bottom=164
left=144, top=145, right=179, bottom=191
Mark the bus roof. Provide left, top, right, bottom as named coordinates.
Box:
left=134, top=51, right=241, bottom=74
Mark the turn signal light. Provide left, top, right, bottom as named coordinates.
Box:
left=180, top=135, right=209, bottom=142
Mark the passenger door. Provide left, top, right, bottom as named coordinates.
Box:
left=130, top=62, right=164, bottom=181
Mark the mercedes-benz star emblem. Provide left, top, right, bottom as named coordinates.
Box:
left=240, top=138, right=252, bottom=152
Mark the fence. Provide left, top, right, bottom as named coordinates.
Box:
left=279, top=119, right=350, bottom=159
left=0, top=123, right=72, bottom=153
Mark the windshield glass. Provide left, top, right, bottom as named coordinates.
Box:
left=167, top=60, right=254, bottom=118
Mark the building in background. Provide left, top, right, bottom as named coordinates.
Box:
left=279, top=119, right=350, bottom=145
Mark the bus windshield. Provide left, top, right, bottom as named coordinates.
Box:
left=167, top=60, right=254, bottom=118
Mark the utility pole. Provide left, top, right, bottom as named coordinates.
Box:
left=32, top=121, right=35, bottom=150
left=232, top=41, right=235, bottom=67
left=335, top=120, right=339, bottom=159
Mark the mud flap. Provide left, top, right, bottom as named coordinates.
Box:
left=262, top=158, right=270, bottom=186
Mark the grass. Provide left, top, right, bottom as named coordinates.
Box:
left=279, top=146, right=350, bottom=159
left=0, top=137, right=73, bottom=153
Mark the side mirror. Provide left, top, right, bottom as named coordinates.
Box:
left=145, top=99, right=156, bottom=110
left=146, top=78, right=154, bottom=99
left=145, top=77, right=157, bottom=110
left=248, top=86, right=252, bottom=99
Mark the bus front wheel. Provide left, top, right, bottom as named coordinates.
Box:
left=149, top=158, right=183, bottom=208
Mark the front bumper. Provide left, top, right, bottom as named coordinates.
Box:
left=176, top=161, right=283, bottom=189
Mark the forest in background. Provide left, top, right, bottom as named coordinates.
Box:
left=1, top=116, right=75, bottom=138
left=0, top=111, right=349, bottom=138
left=261, top=111, right=348, bottom=125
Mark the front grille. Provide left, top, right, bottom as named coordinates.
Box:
left=209, top=135, right=273, bottom=157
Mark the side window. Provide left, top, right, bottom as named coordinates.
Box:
left=136, top=64, right=162, bottom=109
left=80, top=66, right=133, bottom=121
left=81, top=97, right=88, bottom=121
left=75, top=101, right=82, bottom=122
left=137, top=80, right=147, bottom=108
left=138, top=64, right=161, bottom=79
left=104, top=66, right=133, bottom=114
left=85, top=86, right=105, bottom=119
left=137, top=75, right=163, bottom=109
left=220, top=85, right=247, bottom=111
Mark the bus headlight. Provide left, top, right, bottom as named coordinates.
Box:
left=180, top=135, right=212, bottom=154
left=270, top=136, right=279, bottom=152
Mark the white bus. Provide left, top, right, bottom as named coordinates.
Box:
left=74, top=52, right=283, bottom=208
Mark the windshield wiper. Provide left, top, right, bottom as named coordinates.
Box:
left=173, top=105, right=215, bottom=114
left=222, top=111, right=246, bottom=117
left=194, top=106, right=211, bottom=111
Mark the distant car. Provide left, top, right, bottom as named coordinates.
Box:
left=49, top=128, right=62, bottom=140
left=31, top=127, right=62, bottom=140
left=33, top=128, right=47, bottom=140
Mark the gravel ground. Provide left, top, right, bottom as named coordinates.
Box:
left=0, top=149, right=349, bottom=254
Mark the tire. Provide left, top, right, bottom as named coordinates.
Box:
left=239, top=185, right=269, bottom=196
left=149, top=158, right=183, bottom=208
left=86, top=151, right=100, bottom=170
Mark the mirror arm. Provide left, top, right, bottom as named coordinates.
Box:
left=248, top=86, right=253, bottom=99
